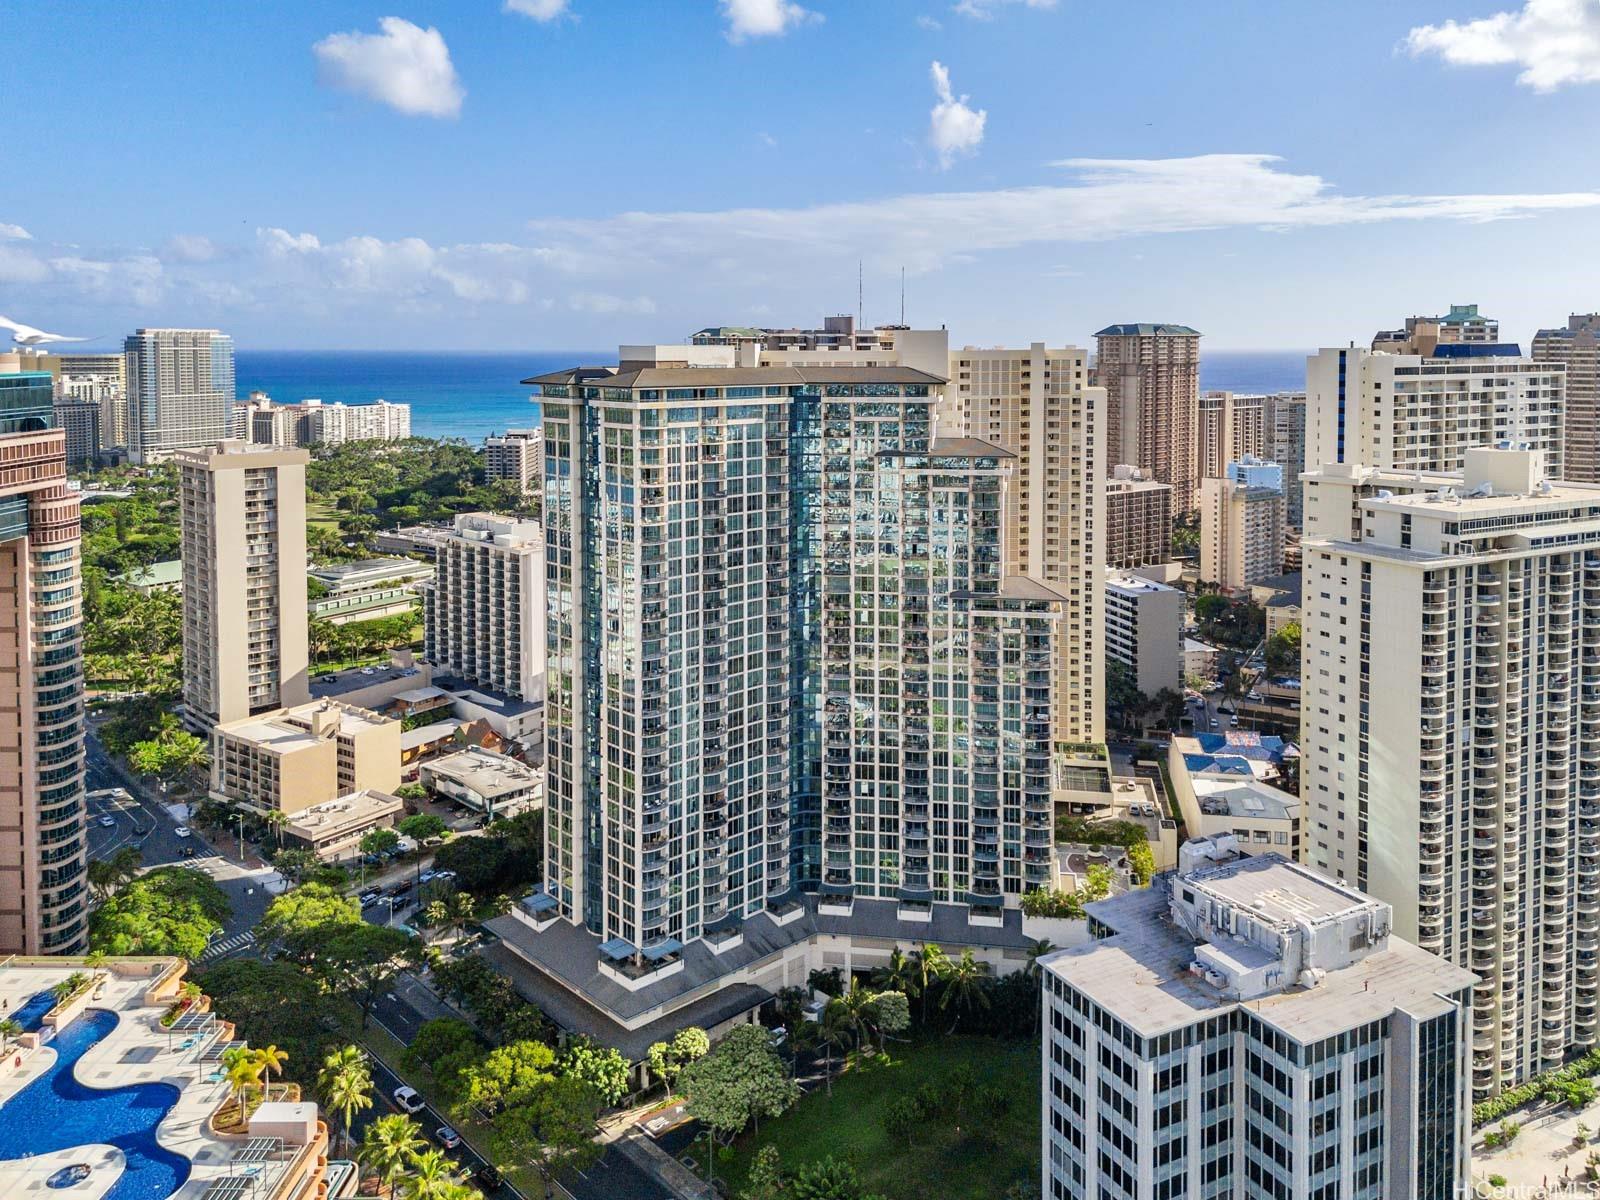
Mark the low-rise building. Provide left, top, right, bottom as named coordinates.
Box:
left=210, top=699, right=400, bottom=818
left=1103, top=572, right=1183, bottom=697
left=282, top=790, right=404, bottom=860
left=370, top=522, right=455, bottom=559
left=113, top=558, right=184, bottom=595
left=420, top=747, right=541, bottom=817
left=1041, top=839, right=1474, bottom=1200
left=1251, top=571, right=1302, bottom=636
left=308, top=556, right=432, bottom=625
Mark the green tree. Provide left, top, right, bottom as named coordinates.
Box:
left=89, top=866, right=231, bottom=959
left=401, top=1017, right=484, bottom=1099
left=318, top=1045, right=374, bottom=1155
left=128, top=726, right=209, bottom=786
left=360, top=1113, right=426, bottom=1198
left=561, top=1037, right=630, bottom=1107
left=361, top=827, right=401, bottom=858
left=645, top=1025, right=708, bottom=1098
left=866, top=990, right=910, bottom=1053
left=741, top=1146, right=786, bottom=1200
left=487, top=1076, right=602, bottom=1200
left=1265, top=620, right=1301, bottom=675
left=912, top=944, right=949, bottom=1027
left=320, top=924, right=420, bottom=1030
left=679, top=1024, right=799, bottom=1183
left=400, top=1147, right=461, bottom=1200
left=272, top=847, right=320, bottom=883
left=939, top=949, right=991, bottom=1033
left=398, top=813, right=450, bottom=843
left=256, top=883, right=363, bottom=965
left=457, top=1039, right=559, bottom=1117
left=790, top=1156, right=882, bottom=1200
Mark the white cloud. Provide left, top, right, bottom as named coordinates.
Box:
left=953, top=0, right=1056, bottom=18
left=0, top=223, right=32, bottom=241
left=162, top=234, right=219, bottom=263
left=721, top=0, right=820, bottom=43
left=255, top=227, right=550, bottom=306
left=1406, top=0, right=1600, bottom=91
left=928, top=61, right=986, bottom=168
left=312, top=17, right=464, bottom=118
left=568, top=292, right=657, bottom=315
left=504, top=0, right=570, bottom=19
left=529, top=154, right=1600, bottom=276
left=916, top=14, right=943, bottom=30
left=0, top=245, right=49, bottom=284
left=759, top=131, right=779, bottom=147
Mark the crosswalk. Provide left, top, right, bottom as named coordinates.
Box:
left=199, top=929, right=256, bottom=962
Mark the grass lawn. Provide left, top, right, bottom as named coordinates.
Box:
left=307, top=498, right=342, bottom=531
left=722, top=1036, right=1039, bottom=1200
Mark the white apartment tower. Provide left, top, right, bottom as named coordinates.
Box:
left=177, top=440, right=311, bottom=729
left=1306, top=344, right=1565, bottom=479
left=1042, top=840, right=1474, bottom=1200
left=945, top=343, right=1105, bottom=742
left=1301, top=446, right=1600, bottom=1096
left=1198, top=390, right=1265, bottom=482
left=125, top=328, right=235, bottom=464
left=421, top=512, right=545, bottom=702
left=1103, top=572, right=1183, bottom=697
left=1265, top=391, right=1308, bottom=530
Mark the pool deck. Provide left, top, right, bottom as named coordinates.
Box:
left=0, top=961, right=315, bottom=1200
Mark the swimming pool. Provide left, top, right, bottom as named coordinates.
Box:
left=0, top=1008, right=191, bottom=1200
left=14, top=988, right=57, bottom=1033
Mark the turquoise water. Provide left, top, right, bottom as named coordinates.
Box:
left=233, top=348, right=1310, bottom=444
left=15, top=989, right=56, bottom=1033
left=0, top=1008, right=190, bottom=1200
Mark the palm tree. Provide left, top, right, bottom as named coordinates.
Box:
left=254, top=1044, right=289, bottom=1099
left=834, top=979, right=874, bottom=1054
left=0, top=1018, right=22, bottom=1054
left=872, top=947, right=919, bottom=1002
left=263, top=809, right=290, bottom=849
left=913, top=943, right=949, bottom=1026
left=223, top=1047, right=263, bottom=1125
left=815, top=1001, right=853, bottom=1097
left=84, top=950, right=108, bottom=984
left=1024, top=938, right=1056, bottom=978
left=938, top=949, right=991, bottom=1033
left=402, top=1148, right=459, bottom=1200
left=318, top=1045, right=374, bottom=1155
left=360, top=1114, right=425, bottom=1198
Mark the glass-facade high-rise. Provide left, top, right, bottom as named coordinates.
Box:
left=535, top=360, right=1064, bottom=958
left=125, top=328, right=235, bottom=464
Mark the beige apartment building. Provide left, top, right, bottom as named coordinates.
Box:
left=177, top=440, right=310, bottom=730
left=1534, top=314, right=1600, bottom=482
left=1301, top=447, right=1600, bottom=1096
left=1104, top=464, right=1171, bottom=569
left=484, top=428, right=542, bottom=495
left=1200, top=461, right=1286, bottom=592
left=1198, top=390, right=1265, bottom=481
left=0, top=366, right=87, bottom=955
left=421, top=512, right=545, bottom=703
left=210, top=698, right=400, bottom=817
left=1095, top=323, right=1201, bottom=513
left=1372, top=302, right=1498, bottom=353
left=945, top=342, right=1105, bottom=741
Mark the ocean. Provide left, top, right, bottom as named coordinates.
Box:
left=235, top=348, right=1312, bottom=444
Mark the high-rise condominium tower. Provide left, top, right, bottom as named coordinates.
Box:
left=1200, top=458, right=1285, bottom=592
left=0, top=367, right=86, bottom=954
left=1301, top=446, right=1600, bottom=1096
left=1042, top=840, right=1473, bottom=1200
left=125, top=328, right=235, bottom=464
left=945, top=343, right=1104, bottom=741
left=421, top=512, right=545, bottom=701
left=1534, top=314, right=1600, bottom=483
left=1305, top=344, right=1565, bottom=479
left=1264, top=391, right=1307, bottom=530
left=532, top=356, right=1063, bottom=955
left=55, top=352, right=127, bottom=449
left=1197, top=390, right=1264, bottom=482
left=1373, top=302, right=1498, bottom=352
left=1103, top=465, right=1172, bottom=570
left=1095, top=324, right=1201, bottom=513
left=484, top=428, right=543, bottom=495
left=177, top=440, right=310, bottom=730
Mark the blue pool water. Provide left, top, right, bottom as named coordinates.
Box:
left=0, top=1009, right=190, bottom=1200
left=14, top=989, right=56, bottom=1033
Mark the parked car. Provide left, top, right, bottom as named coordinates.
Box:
left=173, top=826, right=192, bottom=839
left=359, top=890, right=383, bottom=908
left=393, top=1086, right=425, bottom=1115
left=435, top=1126, right=461, bottom=1150
left=418, top=869, right=438, bottom=885
left=98, top=815, right=117, bottom=828
left=474, top=1164, right=502, bottom=1189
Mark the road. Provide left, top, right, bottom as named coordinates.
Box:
left=85, top=721, right=278, bottom=950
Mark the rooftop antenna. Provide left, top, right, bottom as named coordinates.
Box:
left=900, top=266, right=906, bottom=325
left=857, top=260, right=863, bottom=328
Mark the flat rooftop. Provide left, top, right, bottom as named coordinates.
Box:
left=284, top=790, right=402, bottom=840
left=1045, top=874, right=1474, bottom=1042
left=1192, top=777, right=1297, bottom=822
left=309, top=556, right=429, bottom=582
left=310, top=663, right=425, bottom=700
left=1187, top=853, right=1366, bottom=930
left=425, top=748, right=539, bottom=798
left=524, top=365, right=944, bottom=389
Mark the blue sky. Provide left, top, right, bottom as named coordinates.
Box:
left=5, top=0, right=1600, bottom=350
